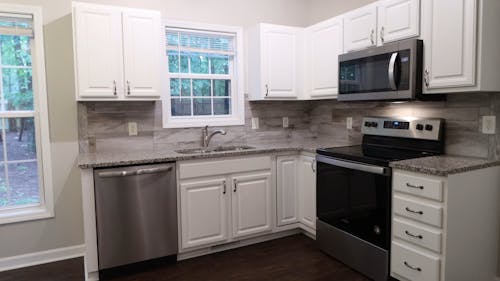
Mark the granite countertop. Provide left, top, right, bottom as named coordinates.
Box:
left=78, top=141, right=348, bottom=168
left=390, top=155, right=500, bottom=177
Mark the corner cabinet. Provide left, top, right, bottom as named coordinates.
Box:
left=73, top=3, right=162, bottom=101
left=248, top=24, right=304, bottom=100
left=304, top=16, right=343, bottom=99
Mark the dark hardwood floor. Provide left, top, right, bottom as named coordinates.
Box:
left=0, top=257, right=84, bottom=281
left=103, top=234, right=370, bottom=281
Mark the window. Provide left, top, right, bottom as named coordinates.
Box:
left=163, top=21, right=244, bottom=128
left=0, top=6, right=53, bottom=224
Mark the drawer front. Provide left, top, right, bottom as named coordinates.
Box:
left=393, top=172, right=443, bottom=201
left=179, top=155, right=272, bottom=179
left=393, top=195, right=443, bottom=227
left=393, top=218, right=442, bottom=253
left=391, top=242, right=440, bottom=281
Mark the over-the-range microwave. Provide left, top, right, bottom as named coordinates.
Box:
left=338, top=39, right=441, bottom=102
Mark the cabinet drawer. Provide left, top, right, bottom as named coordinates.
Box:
left=394, top=172, right=443, bottom=201
left=179, top=156, right=272, bottom=179
left=391, top=242, right=440, bottom=281
left=393, top=218, right=442, bottom=253
left=393, top=195, right=443, bottom=227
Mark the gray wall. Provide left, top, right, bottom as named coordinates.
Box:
left=307, top=0, right=377, bottom=24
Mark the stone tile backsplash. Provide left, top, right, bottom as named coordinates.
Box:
left=79, top=93, right=500, bottom=160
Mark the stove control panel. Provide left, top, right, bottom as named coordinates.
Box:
left=361, top=117, right=444, bottom=141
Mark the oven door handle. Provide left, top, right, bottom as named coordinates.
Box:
left=316, top=155, right=390, bottom=176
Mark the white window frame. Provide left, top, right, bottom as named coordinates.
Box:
left=0, top=4, right=53, bottom=225
left=162, top=20, right=245, bottom=128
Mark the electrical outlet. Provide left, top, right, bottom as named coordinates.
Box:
left=282, top=117, right=289, bottom=128
left=128, top=122, right=138, bottom=136
left=346, top=117, right=353, bottom=130
left=251, top=117, right=259, bottom=130
left=481, top=116, right=496, bottom=134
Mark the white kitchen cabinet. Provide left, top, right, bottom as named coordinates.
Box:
left=180, top=178, right=229, bottom=249
left=231, top=172, right=273, bottom=238
left=305, top=16, right=343, bottom=99
left=343, top=3, right=378, bottom=52
left=390, top=168, right=500, bottom=281
left=248, top=23, right=304, bottom=100
left=298, top=155, right=316, bottom=231
left=276, top=156, right=299, bottom=226
left=377, top=0, right=420, bottom=45
left=421, top=0, right=500, bottom=93
left=73, top=3, right=162, bottom=100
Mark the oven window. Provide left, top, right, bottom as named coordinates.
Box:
left=316, top=161, right=391, bottom=249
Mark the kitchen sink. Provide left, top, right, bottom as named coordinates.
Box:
left=175, top=145, right=256, bottom=154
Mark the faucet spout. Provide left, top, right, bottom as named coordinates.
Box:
left=201, top=125, right=227, bottom=148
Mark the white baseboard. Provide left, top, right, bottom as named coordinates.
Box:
left=0, top=244, right=85, bottom=272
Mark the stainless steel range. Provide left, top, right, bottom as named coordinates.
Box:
left=315, top=117, right=444, bottom=281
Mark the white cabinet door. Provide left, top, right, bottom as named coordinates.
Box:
left=231, top=172, right=273, bottom=238
left=377, top=0, right=420, bottom=45
left=421, top=0, right=476, bottom=91
left=73, top=5, right=123, bottom=98
left=276, top=156, right=299, bottom=226
left=306, top=16, right=343, bottom=99
left=122, top=10, right=161, bottom=98
left=344, top=4, right=378, bottom=52
left=298, top=156, right=316, bottom=230
left=261, top=24, right=300, bottom=99
left=180, top=178, right=229, bottom=249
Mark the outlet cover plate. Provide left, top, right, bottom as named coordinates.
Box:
left=282, top=117, right=289, bottom=128
left=482, top=116, right=496, bottom=134
left=346, top=117, right=353, bottom=130
left=251, top=117, right=259, bottom=130
left=128, top=122, right=138, bottom=136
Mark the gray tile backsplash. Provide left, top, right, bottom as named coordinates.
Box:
left=78, top=93, right=500, bottom=160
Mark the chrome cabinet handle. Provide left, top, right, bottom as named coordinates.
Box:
left=404, top=261, right=422, bottom=272
left=405, top=207, right=423, bottom=215
left=233, top=179, right=237, bottom=192
left=265, top=84, right=269, bottom=97
left=127, top=80, right=131, bottom=95
left=223, top=180, right=227, bottom=194
left=424, top=69, right=430, bottom=88
left=311, top=160, right=316, bottom=173
left=380, top=26, right=385, bottom=43
left=370, top=29, right=375, bottom=45
left=113, top=80, right=117, bottom=96
left=405, top=230, right=423, bottom=239
left=406, top=183, right=424, bottom=190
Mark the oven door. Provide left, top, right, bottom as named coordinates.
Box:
left=316, top=155, right=391, bottom=250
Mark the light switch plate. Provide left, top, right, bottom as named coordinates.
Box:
left=251, top=117, right=259, bottom=130
left=481, top=116, right=496, bottom=134
left=346, top=117, right=353, bottom=130
left=128, top=122, right=138, bottom=136
left=282, top=117, right=289, bottom=128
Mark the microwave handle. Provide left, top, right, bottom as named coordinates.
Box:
left=388, top=52, right=399, bottom=90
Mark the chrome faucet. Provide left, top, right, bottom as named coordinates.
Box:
left=201, top=125, right=227, bottom=148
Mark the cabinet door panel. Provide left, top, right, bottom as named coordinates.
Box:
left=344, top=4, right=377, bottom=52
left=74, top=6, right=123, bottom=98
left=180, top=178, right=229, bottom=249
left=422, top=0, right=476, bottom=90
left=231, top=172, right=272, bottom=238
left=122, top=10, right=161, bottom=97
left=378, top=0, right=420, bottom=44
left=277, top=156, right=298, bottom=226
left=298, top=156, right=316, bottom=230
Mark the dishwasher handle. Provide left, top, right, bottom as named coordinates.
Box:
left=98, top=166, right=173, bottom=178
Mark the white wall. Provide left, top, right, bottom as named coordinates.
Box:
left=307, top=0, right=377, bottom=24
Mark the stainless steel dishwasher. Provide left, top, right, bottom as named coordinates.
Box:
left=94, top=163, right=178, bottom=270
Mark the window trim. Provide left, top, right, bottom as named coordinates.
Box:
left=162, top=20, right=245, bottom=128
left=0, top=4, right=53, bottom=225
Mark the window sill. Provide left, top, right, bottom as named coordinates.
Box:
left=0, top=206, right=54, bottom=225
left=163, top=117, right=245, bottom=128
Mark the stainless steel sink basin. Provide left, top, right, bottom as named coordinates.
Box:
left=175, top=145, right=256, bottom=154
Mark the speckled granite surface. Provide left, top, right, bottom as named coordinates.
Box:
left=78, top=142, right=348, bottom=168
left=390, top=155, right=500, bottom=177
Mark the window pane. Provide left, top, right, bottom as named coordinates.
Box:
left=6, top=117, right=36, bottom=161
left=190, top=53, right=209, bottom=74
left=6, top=162, right=39, bottom=207
left=193, top=98, right=211, bottom=116
left=181, top=79, right=191, bottom=97
left=0, top=35, right=31, bottom=66
left=0, top=164, right=6, bottom=207
left=180, top=34, right=189, bottom=47
left=210, top=56, right=229, bottom=74
left=166, top=32, right=179, bottom=47
left=170, top=78, right=180, bottom=97
left=0, top=119, right=4, bottom=159
left=214, top=98, right=231, bottom=115
left=189, top=35, right=210, bottom=49
left=180, top=53, right=189, bottom=73
left=167, top=51, right=179, bottom=73
left=2, top=68, right=33, bottom=111
left=193, top=79, right=211, bottom=96
left=213, top=80, right=230, bottom=96
left=171, top=99, right=191, bottom=116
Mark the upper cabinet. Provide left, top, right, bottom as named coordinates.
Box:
left=377, top=0, right=420, bottom=45
left=343, top=4, right=378, bottom=52
left=305, top=16, right=343, bottom=99
left=73, top=3, right=162, bottom=101
left=248, top=24, right=304, bottom=101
